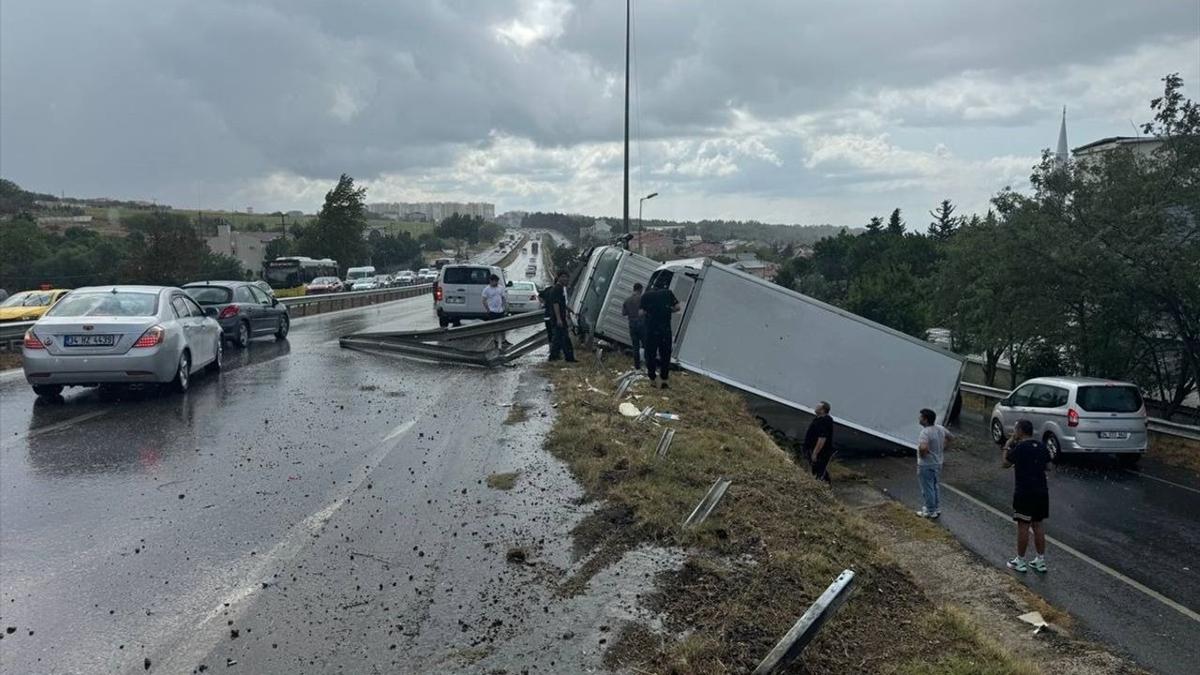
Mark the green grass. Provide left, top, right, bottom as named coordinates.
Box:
left=486, top=472, right=520, bottom=490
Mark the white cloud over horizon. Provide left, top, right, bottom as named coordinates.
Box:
left=1, top=0, right=1197, bottom=228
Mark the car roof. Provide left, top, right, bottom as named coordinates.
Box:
left=1018, top=376, right=1138, bottom=388
left=70, top=285, right=174, bottom=294
left=183, top=281, right=247, bottom=288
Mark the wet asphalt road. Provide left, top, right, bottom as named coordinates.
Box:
left=839, top=417, right=1200, bottom=675
left=0, top=245, right=631, bottom=674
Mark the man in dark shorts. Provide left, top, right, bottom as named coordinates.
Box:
left=638, top=276, right=679, bottom=388
left=802, top=401, right=834, bottom=483
left=1003, top=419, right=1051, bottom=573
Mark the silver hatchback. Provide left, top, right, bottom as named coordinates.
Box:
left=990, top=376, right=1148, bottom=466
left=22, top=286, right=223, bottom=398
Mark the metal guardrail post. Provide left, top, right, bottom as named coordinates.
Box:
left=752, top=570, right=857, bottom=675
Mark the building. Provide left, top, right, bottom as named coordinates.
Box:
left=495, top=210, right=528, bottom=228
left=206, top=223, right=281, bottom=278
left=366, top=201, right=496, bottom=223
left=732, top=252, right=778, bottom=281
left=629, top=230, right=676, bottom=258
left=579, top=219, right=614, bottom=243
left=1072, top=136, right=1165, bottom=161
left=681, top=241, right=723, bottom=258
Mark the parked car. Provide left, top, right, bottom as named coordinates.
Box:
left=0, top=289, right=71, bottom=322
left=506, top=281, right=541, bottom=313
left=183, top=281, right=290, bottom=348
left=396, top=271, right=416, bottom=285
left=305, top=276, right=344, bottom=294
left=434, top=264, right=506, bottom=327
left=22, top=286, right=223, bottom=397
left=990, top=376, right=1148, bottom=466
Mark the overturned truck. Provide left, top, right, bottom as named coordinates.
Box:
left=570, top=245, right=964, bottom=451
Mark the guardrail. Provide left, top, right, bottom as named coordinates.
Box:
left=959, top=381, right=1200, bottom=443
left=0, top=285, right=434, bottom=351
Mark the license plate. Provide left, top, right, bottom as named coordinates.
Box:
left=64, top=334, right=116, bottom=347
left=446, top=297, right=465, bottom=304
left=1098, top=431, right=1129, bottom=439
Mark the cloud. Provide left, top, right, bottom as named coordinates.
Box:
left=1, top=0, right=1197, bottom=226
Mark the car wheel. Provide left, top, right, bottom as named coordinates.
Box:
left=1044, top=432, right=1062, bottom=463
left=275, top=315, right=290, bottom=340
left=990, top=418, right=1007, bottom=445
left=235, top=320, right=251, bottom=348
left=1117, top=453, right=1141, bottom=469
left=172, top=351, right=191, bottom=393
left=32, top=384, right=63, bottom=398
left=206, top=338, right=223, bottom=373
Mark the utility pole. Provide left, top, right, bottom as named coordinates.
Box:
left=622, top=0, right=630, bottom=240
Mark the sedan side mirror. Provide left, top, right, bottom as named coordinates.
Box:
left=203, top=306, right=219, bottom=318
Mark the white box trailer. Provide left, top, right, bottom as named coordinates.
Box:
left=569, top=247, right=964, bottom=450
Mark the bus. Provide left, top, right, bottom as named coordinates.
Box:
left=263, top=256, right=339, bottom=290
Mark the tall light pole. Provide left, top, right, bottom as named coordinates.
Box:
left=638, top=192, right=657, bottom=255
left=622, top=0, right=631, bottom=241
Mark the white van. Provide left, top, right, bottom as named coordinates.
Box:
left=434, top=264, right=506, bottom=327
left=345, top=266, right=376, bottom=289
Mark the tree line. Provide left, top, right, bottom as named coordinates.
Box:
left=773, top=75, right=1198, bottom=415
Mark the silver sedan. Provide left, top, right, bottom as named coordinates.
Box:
left=22, top=286, right=223, bottom=397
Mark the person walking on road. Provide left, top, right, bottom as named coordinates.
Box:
left=639, top=276, right=679, bottom=388
left=802, top=401, right=835, bottom=483
left=545, top=271, right=576, bottom=363
left=1003, top=419, right=1051, bottom=573
left=916, top=408, right=952, bottom=519
left=622, top=283, right=646, bottom=370
left=481, top=274, right=508, bottom=348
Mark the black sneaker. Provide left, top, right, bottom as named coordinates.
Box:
left=661, top=382, right=670, bottom=389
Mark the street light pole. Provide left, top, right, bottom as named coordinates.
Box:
left=622, top=0, right=631, bottom=241
left=638, top=192, right=658, bottom=256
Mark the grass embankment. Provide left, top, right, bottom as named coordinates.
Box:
left=543, top=359, right=1037, bottom=674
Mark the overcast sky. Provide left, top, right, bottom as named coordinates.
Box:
left=2, top=1, right=1197, bottom=227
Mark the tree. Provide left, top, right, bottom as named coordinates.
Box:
left=264, top=235, right=292, bottom=264
left=121, top=211, right=215, bottom=285
left=865, top=216, right=883, bottom=235
left=927, top=199, right=959, bottom=241
left=367, top=230, right=422, bottom=271
left=886, top=208, right=905, bottom=235
left=477, top=221, right=504, bottom=243
left=436, top=214, right=483, bottom=243
left=296, top=174, right=369, bottom=276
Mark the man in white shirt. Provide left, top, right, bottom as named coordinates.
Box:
left=916, top=407, right=953, bottom=519
left=481, top=274, right=508, bottom=347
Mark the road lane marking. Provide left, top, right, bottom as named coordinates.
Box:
left=1125, top=469, right=1200, bottom=496
left=940, top=481, right=1200, bottom=624
left=155, top=418, right=418, bottom=672
left=1, top=410, right=108, bottom=446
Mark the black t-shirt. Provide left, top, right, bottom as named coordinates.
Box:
left=1006, top=439, right=1051, bottom=495
left=543, top=284, right=567, bottom=320
left=803, top=415, right=834, bottom=454
left=639, top=288, right=678, bottom=333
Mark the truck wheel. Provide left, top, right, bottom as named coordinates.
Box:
left=32, top=384, right=63, bottom=398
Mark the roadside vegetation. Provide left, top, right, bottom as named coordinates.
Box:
left=543, top=359, right=1053, bottom=674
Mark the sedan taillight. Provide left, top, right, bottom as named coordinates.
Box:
left=23, top=329, right=45, bottom=349
left=133, top=325, right=165, bottom=348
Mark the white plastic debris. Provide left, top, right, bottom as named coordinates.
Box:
left=1017, top=611, right=1049, bottom=634
left=618, top=402, right=641, bottom=417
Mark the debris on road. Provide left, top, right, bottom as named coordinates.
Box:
left=618, top=402, right=640, bottom=417
left=681, top=477, right=732, bottom=530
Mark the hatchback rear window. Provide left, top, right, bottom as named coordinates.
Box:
left=1076, top=386, right=1143, bottom=413
left=442, top=267, right=491, bottom=284
left=184, top=287, right=233, bottom=305
left=48, top=292, right=158, bottom=317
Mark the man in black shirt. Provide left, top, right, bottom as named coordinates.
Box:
left=638, top=276, right=679, bottom=388
left=544, top=271, right=576, bottom=363
left=621, top=283, right=645, bottom=370
left=802, top=401, right=834, bottom=483
left=1003, top=419, right=1051, bottom=573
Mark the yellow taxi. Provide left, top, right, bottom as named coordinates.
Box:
left=0, top=289, right=71, bottom=322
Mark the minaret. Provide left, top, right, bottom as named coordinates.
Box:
left=1055, top=107, right=1069, bottom=165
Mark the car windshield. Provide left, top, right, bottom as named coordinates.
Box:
left=1076, top=385, right=1143, bottom=413
left=47, top=291, right=158, bottom=317
left=1, top=291, right=55, bottom=308
left=442, top=267, right=491, bottom=284
left=310, top=277, right=335, bottom=284
left=183, top=287, right=232, bottom=305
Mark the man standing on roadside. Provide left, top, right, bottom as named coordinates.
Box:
left=545, top=271, right=576, bottom=363
left=481, top=274, right=508, bottom=348
left=639, top=276, right=680, bottom=388
left=802, top=401, right=835, bottom=483
left=1003, top=419, right=1051, bottom=573
left=622, top=283, right=646, bottom=370
left=916, top=408, right=952, bottom=519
